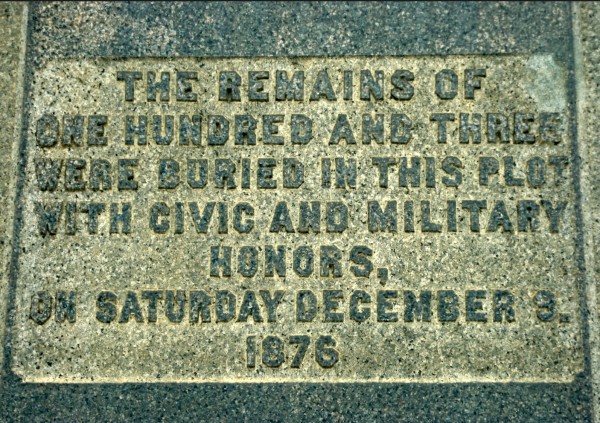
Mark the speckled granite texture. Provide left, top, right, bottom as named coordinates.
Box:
left=1, top=2, right=598, bottom=421
left=575, top=2, right=600, bottom=422
left=0, top=0, right=25, bottom=385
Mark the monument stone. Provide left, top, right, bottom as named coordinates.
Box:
left=0, top=2, right=599, bottom=421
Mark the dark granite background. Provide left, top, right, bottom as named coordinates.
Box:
left=2, top=2, right=592, bottom=421
left=28, top=2, right=571, bottom=59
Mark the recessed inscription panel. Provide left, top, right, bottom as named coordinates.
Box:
left=13, top=56, right=581, bottom=382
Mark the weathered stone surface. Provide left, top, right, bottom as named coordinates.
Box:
left=14, top=56, right=580, bottom=384
left=0, top=2, right=26, bottom=378
left=574, top=3, right=600, bottom=422
left=1, top=2, right=599, bottom=421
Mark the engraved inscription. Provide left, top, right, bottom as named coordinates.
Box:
left=13, top=57, right=582, bottom=382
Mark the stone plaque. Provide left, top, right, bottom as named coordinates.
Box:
left=3, top=3, right=598, bottom=421
left=13, top=56, right=581, bottom=383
